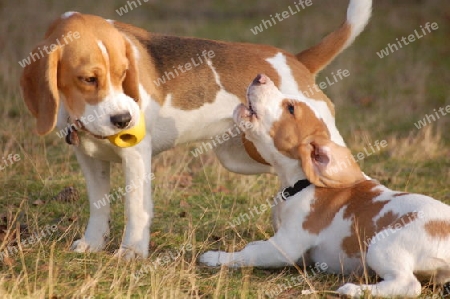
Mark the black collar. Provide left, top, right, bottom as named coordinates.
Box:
left=280, top=179, right=311, bottom=200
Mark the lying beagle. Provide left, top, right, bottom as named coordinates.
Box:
left=20, top=0, right=372, bottom=258
left=199, top=74, right=450, bottom=298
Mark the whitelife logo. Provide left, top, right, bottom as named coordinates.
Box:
left=18, top=31, right=80, bottom=68
left=0, top=154, right=21, bottom=171
left=250, top=0, right=313, bottom=35
left=153, top=50, right=216, bottom=87
left=376, top=22, right=438, bottom=58
left=413, top=104, right=450, bottom=130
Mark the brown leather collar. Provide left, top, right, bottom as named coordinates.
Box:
left=65, top=118, right=107, bottom=146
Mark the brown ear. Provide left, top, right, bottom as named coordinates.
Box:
left=122, top=37, right=140, bottom=103
left=298, top=136, right=365, bottom=188
left=20, top=45, right=61, bottom=135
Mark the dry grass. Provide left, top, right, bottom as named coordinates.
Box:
left=1, top=0, right=449, bottom=298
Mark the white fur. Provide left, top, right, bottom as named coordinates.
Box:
left=344, top=0, right=373, bottom=50
left=266, top=53, right=299, bottom=95
left=61, top=11, right=78, bottom=19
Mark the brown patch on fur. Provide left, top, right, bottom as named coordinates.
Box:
left=241, top=134, right=269, bottom=165
left=271, top=100, right=330, bottom=160
left=375, top=211, right=399, bottom=229
left=424, top=220, right=450, bottom=239
left=211, top=44, right=281, bottom=101
left=20, top=44, right=60, bottom=135
left=296, top=22, right=351, bottom=75
left=144, top=35, right=222, bottom=109
left=344, top=211, right=419, bottom=256
left=302, top=180, right=382, bottom=235
left=384, top=212, right=419, bottom=230
left=303, top=181, right=422, bottom=257
left=344, top=210, right=420, bottom=258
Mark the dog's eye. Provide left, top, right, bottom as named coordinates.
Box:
left=79, top=76, right=98, bottom=85
left=287, top=104, right=295, bottom=115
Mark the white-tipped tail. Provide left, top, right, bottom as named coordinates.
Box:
left=296, top=0, right=372, bottom=75
left=61, top=11, right=79, bottom=19
left=344, top=0, right=372, bottom=49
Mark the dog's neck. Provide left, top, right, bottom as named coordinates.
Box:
left=272, top=160, right=307, bottom=189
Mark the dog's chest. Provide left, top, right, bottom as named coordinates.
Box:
left=77, top=134, right=122, bottom=162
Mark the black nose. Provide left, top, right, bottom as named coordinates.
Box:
left=110, top=112, right=132, bottom=129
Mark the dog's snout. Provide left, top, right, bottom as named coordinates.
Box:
left=252, top=74, right=267, bottom=85
left=111, top=112, right=132, bottom=129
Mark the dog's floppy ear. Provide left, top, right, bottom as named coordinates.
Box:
left=298, top=136, right=365, bottom=188
left=122, top=37, right=140, bottom=103
left=20, top=44, right=61, bottom=136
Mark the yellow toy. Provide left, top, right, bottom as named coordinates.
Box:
left=108, top=111, right=146, bottom=147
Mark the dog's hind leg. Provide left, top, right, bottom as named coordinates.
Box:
left=435, top=265, right=450, bottom=284
left=338, top=271, right=422, bottom=298
left=338, top=244, right=422, bottom=298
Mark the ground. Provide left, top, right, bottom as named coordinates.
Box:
left=0, top=0, right=449, bottom=298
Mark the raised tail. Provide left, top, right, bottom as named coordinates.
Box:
left=296, top=0, right=372, bottom=75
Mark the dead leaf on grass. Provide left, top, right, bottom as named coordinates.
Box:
left=170, top=173, right=193, bottom=188
left=0, top=223, right=29, bottom=244
left=180, top=200, right=190, bottom=209
left=212, top=185, right=230, bottom=194
left=32, top=199, right=45, bottom=205
left=2, top=255, right=15, bottom=266
left=53, top=186, right=80, bottom=202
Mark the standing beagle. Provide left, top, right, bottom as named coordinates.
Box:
left=20, top=0, right=372, bottom=258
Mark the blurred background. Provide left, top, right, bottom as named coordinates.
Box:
left=0, top=0, right=449, bottom=297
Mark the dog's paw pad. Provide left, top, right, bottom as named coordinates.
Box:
left=337, top=283, right=363, bottom=297
left=199, top=251, right=222, bottom=266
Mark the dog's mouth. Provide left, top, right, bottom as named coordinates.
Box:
left=248, top=100, right=257, bottom=117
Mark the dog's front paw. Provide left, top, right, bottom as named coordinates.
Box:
left=337, top=283, right=363, bottom=298
left=71, top=237, right=105, bottom=253
left=114, top=246, right=147, bottom=260
left=199, top=251, right=222, bottom=266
